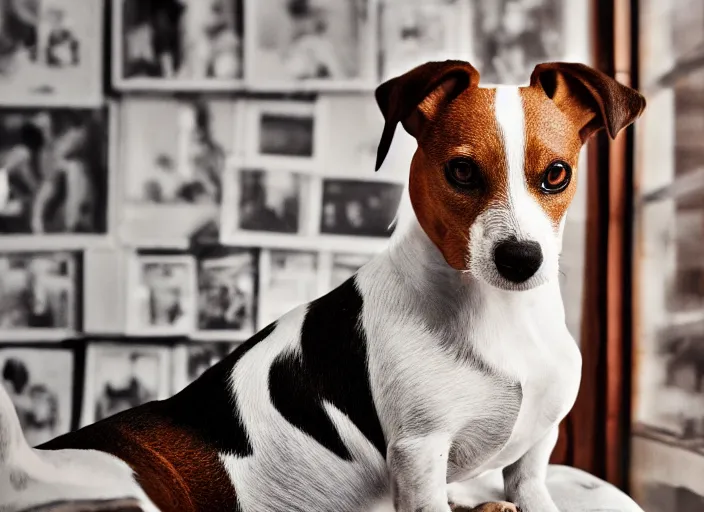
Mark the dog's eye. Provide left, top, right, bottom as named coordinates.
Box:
left=541, top=161, right=572, bottom=193
left=445, top=158, right=482, bottom=189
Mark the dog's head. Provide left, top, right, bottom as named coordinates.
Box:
left=375, top=60, right=646, bottom=291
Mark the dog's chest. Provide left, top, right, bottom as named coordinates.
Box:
left=451, top=297, right=581, bottom=477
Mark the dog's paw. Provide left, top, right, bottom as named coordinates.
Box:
left=450, top=501, right=520, bottom=512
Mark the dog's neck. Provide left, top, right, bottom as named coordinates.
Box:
left=368, top=212, right=570, bottom=376
left=383, top=213, right=564, bottom=322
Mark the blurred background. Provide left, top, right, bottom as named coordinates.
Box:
left=0, top=0, right=698, bottom=510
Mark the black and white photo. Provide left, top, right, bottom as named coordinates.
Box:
left=81, top=343, right=171, bottom=426
left=320, top=94, right=378, bottom=175
left=171, top=341, right=238, bottom=393
left=122, top=98, right=236, bottom=206
left=197, top=249, right=257, bottom=337
left=244, top=100, right=322, bottom=169
left=320, top=94, right=413, bottom=179
left=320, top=178, right=402, bottom=237
left=0, top=347, right=73, bottom=446
left=258, top=249, right=319, bottom=327
left=127, top=255, right=197, bottom=336
left=0, top=0, right=104, bottom=106
left=246, top=0, right=376, bottom=90
left=380, top=0, right=469, bottom=81
left=472, top=0, right=563, bottom=85
left=633, top=319, right=704, bottom=448
left=631, top=435, right=704, bottom=512
left=260, top=113, right=314, bottom=158
left=630, top=70, right=704, bottom=455
left=0, top=108, right=107, bottom=235
left=119, top=97, right=238, bottom=243
left=630, top=308, right=704, bottom=509
left=330, top=253, right=371, bottom=289
left=115, top=0, right=244, bottom=90
left=227, top=167, right=304, bottom=235
left=0, top=251, right=75, bottom=337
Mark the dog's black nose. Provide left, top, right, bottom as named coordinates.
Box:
left=493, top=239, right=543, bottom=283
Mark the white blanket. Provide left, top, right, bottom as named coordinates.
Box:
left=8, top=464, right=646, bottom=512
left=448, top=465, right=644, bottom=511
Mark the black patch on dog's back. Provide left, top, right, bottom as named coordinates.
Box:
left=165, top=321, right=278, bottom=457
left=268, top=277, right=386, bottom=461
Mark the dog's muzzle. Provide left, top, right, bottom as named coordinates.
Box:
left=493, top=238, right=543, bottom=283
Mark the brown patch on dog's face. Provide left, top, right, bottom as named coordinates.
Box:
left=407, top=83, right=587, bottom=274
left=408, top=87, right=509, bottom=270
left=520, top=85, right=583, bottom=227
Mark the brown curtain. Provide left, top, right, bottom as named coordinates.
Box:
left=549, top=0, right=636, bottom=492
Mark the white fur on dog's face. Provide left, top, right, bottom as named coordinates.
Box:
left=467, top=86, right=564, bottom=292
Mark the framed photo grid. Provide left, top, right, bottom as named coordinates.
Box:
left=0, top=0, right=592, bottom=446
left=631, top=1, right=704, bottom=509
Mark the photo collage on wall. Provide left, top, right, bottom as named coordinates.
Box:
left=630, top=1, right=704, bottom=508
left=0, top=0, right=580, bottom=441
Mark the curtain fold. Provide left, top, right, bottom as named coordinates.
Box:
left=550, top=0, right=634, bottom=492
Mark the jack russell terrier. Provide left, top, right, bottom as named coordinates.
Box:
left=0, top=60, right=645, bottom=512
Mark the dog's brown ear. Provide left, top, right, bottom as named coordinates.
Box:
left=375, top=60, right=480, bottom=171
left=530, top=62, right=646, bottom=142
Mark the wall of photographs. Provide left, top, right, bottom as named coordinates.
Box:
left=631, top=0, right=704, bottom=510
left=0, top=0, right=590, bottom=446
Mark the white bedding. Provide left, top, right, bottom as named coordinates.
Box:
left=447, top=465, right=645, bottom=512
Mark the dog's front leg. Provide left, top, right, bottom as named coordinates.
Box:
left=503, top=427, right=560, bottom=512
left=388, top=432, right=452, bottom=512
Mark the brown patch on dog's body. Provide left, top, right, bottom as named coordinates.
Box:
left=39, top=400, right=238, bottom=512
left=409, top=87, right=510, bottom=270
